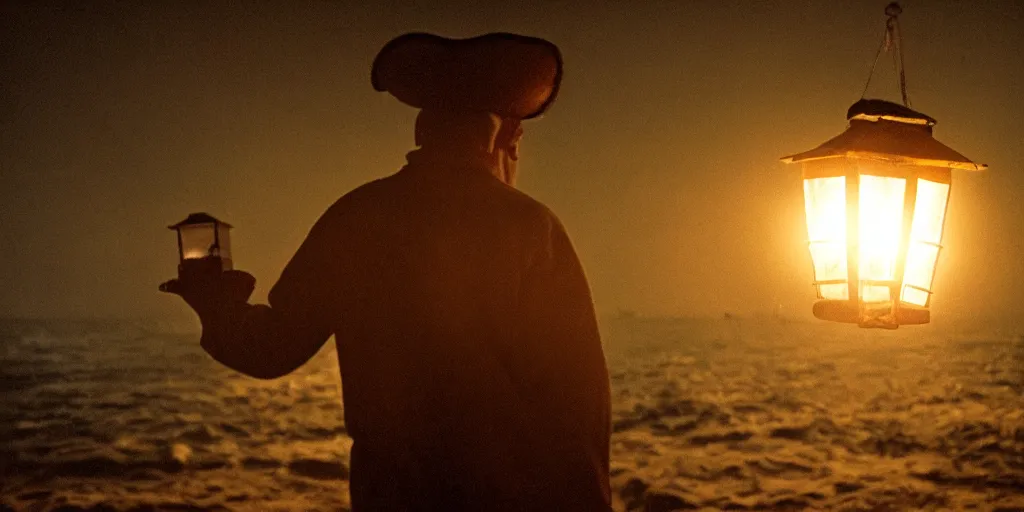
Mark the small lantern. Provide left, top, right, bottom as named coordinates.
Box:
left=168, top=212, right=233, bottom=277
left=781, top=99, right=985, bottom=328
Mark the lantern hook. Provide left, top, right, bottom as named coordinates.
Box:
left=860, top=2, right=911, bottom=107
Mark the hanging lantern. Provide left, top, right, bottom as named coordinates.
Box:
left=168, top=212, right=234, bottom=278
left=781, top=3, right=985, bottom=328
left=782, top=100, right=984, bottom=328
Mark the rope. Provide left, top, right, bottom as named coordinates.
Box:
left=859, top=2, right=911, bottom=107
left=859, top=28, right=889, bottom=99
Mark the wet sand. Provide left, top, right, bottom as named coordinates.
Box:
left=2, top=317, right=1023, bottom=511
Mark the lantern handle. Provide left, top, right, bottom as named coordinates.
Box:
left=860, top=2, right=911, bottom=107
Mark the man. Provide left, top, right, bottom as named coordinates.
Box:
left=162, top=33, right=611, bottom=511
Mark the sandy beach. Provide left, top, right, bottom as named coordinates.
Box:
left=2, top=316, right=1023, bottom=511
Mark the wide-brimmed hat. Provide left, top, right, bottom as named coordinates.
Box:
left=372, top=32, right=563, bottom=120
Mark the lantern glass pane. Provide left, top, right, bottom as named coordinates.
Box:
left=903, top=286, right=930, bottom=307
left=819, top=283, right=849, bottom=300
left=809, top=242, right=846, bottom=281
left=179, top=223, right=231, bottom=262
left=858, top=175, right=906, bottom=287
left=179, top=224, right=216, bottom=260
left=861, top=284, right=890, bottom=303
left=904, top=243, right=939, bottom=288
left=900, top=179, right=950, bottom=306
left=909, top=180, right=950, bottom=244
left=804, top=177, right=847, bottom=298
left=902, top=243, right=939, bottom=307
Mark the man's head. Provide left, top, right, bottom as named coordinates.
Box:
left=374, top=33, right=561, bottom=186
left=414, top=109, right=523, bottom=186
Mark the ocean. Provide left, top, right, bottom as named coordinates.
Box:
left=2, top=317, right=1023, bottom=511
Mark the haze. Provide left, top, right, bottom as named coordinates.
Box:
left=2, top=1, right=1021, bottom=333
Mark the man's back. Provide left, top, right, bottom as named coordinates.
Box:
left=160, top=31, right=610, bottom=512
left=269, top=152, right=612, bottom=511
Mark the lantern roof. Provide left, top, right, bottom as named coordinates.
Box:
left=781, top=99, right=986, bottom=171
left=168, top=212, right=233, bottom=230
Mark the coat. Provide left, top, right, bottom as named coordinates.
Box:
left=238, top=149, right=611, bottom=511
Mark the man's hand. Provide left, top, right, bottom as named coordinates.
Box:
left=159, top=269, right=256, bottom=318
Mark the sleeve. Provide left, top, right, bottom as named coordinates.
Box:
left=198, top=199, right=354, bottom=379
left=512, top=212, right=612, bottom=506
left=515, top=213, right=607, bottom=392
left=267, top=201, right=348, bottom=344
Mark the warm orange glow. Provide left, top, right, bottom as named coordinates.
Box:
left=183, top=249, right=210, bottom=259
left=803, top=177, right=848, bottom=300
left=804, top=171, right=950, bottom=311
left=858, top=175, right=906, bottom=302
left=901, top=179, right=950, bottom=306
left=785, top=94, right=985, bottom=327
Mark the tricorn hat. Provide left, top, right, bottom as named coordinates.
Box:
left=372, top=32, right=563, bottom=120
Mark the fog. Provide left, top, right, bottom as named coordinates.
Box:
left=2, top=0, right=1021, bottom=333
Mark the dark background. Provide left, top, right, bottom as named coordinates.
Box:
left=2, top=0, right=1020, bottom=333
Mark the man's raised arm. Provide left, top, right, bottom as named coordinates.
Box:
left=161, top=205, right=344, bottom=379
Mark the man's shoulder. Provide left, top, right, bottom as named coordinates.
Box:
left=490, top=179, right=560, bottom=221
left=472, top=179, right=574, bottom=243
left=319, top=173, right=565, bottom=233
left=319, top=177, right=394, bottom=213
left=300, top=178, right=392, bottom=232
left=342, top=176, right=394, bottom=201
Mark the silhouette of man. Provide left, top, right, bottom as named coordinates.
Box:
left=161, top=33, right=611, bottom=511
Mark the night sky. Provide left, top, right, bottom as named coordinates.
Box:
left=2, top=1, right=1021, bottom=332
